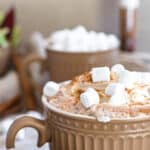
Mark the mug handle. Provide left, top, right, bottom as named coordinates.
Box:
left=22, top=53, right=46, bottom=110
left=23, top=53, right=45, bottom=71
left=6, top=116, right=50, bottom=149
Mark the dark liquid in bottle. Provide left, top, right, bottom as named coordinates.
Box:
left=120, top=8, right=137, bottom=52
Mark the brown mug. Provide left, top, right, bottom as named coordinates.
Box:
left=46, top=49, right=118, bottom=82
left=21, top=49, right=118, bottom=83
left=6, top=95, right=150, bottom=150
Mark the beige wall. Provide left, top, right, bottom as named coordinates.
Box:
left=137, top=0, right=150, bottom=52
left=0, top=0, right=101, bottom=39
left=0, top=0, right=149, bottom=52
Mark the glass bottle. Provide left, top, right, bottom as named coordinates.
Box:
left=119, top=0, right=140, bottom=52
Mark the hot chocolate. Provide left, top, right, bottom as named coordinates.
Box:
left=44, top=64, right=150, bottom=122
left=7, top=64, right=150, bottom=150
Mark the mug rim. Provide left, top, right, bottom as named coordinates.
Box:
left=46, top=48, right=118, bottom=55
left=42, top=95, right=150, bottom=123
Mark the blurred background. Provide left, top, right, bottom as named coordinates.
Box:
left=0, top=0, right=149, bottom=51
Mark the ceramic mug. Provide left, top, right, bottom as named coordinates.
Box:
left=6, top=95, right=150, bottom=150
left=22, top=49, right=118, bottom=82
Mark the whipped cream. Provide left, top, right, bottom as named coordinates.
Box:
left=47, top=26, right=120, bottom=52
left=43, top=81, right=59, bottom=97
left=91, top=67, right=110, bottom=82
left=80, top=88, right=100, bottom=108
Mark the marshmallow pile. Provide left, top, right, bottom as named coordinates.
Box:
left=47, top=26, right=120, bottom=52
left=80, top=64, right=150, bottom=109
left=43, top=64, right=150, bottom=119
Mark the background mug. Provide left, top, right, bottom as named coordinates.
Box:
left=46, top=49, right=118, bottom=82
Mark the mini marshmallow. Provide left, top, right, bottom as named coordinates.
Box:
left=50, top=29, right=70, bottom=44
left=72, top=26, right=88, bottom=36
left=105, top=83, right=125, bottom=96
left=43, top=81, right=59, bottom=97
left=87, top=31, right=98, bottom=50
left=96, top=33, right=109, bottom=50
left=51, top=44, right=64, bottom=51
left=91, top=67, right=110, bottom=82
left=108, top=90, right=128, bottom=106
left=107, top=82, right=128, bottom=106
left=111, top=64, right=125, bottom=75
left=118, top=70, right=134, bottom=88
left=48, top=26, right=120, bottom=52
left=108, top=35, right=120, bottom=49
left=80, top=88, right=100, bottom=108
